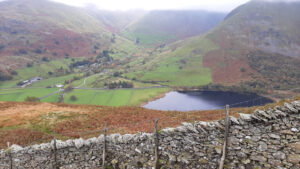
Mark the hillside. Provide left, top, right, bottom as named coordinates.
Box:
left=125, top=1, right=300, bottom=94
left=215, top=0, right=300, bottom=58
left=204, top=0, right=300, bottom=89
left=123, top=10, right=225, bottom=46
left=1, top=98, right=294, bottom=148
left=1, top=0, right=300, bottom=105
left=0, top=0, right=136, bottom=73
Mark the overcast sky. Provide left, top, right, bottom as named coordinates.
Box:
left=50, top=0, right=252, bottom=12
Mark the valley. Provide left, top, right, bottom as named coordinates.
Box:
left=0, top=0, right=299, bottom=107
left=0, top=1, right=299, bottom=165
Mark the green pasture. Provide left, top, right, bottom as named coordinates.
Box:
left=0, top=88, right=59, bottom=102
left=125, top=36, right=218, bottom=86
left=65, top=88, right=169, bottom=106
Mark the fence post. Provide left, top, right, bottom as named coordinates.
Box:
left=7, top=142, right=12, bottom=169
left=102, top=125, right=107, bottom=169
left=193, top=117, right=196, bottom=130
left=219, top=105, right=230, bottom=169
left=53, top=137, right=57, bottom=169
left=154, top=118, right=159, bottom=169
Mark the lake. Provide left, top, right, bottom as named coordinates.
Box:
left=143, top=91, right=273, bottom=111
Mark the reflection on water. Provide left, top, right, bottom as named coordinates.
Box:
left=143, top=91, right=273, bottom=111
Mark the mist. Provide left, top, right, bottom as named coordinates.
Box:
left=254, top=0, right=300, bottom=2
left=1, top=0, right=298, bottom=12
left=49, top=0, right=251, bottom=12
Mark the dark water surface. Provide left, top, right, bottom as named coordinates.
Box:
left=143, top=91, right=273, bottom=111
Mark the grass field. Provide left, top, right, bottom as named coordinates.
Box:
left=0, top=58, right=83, bottom=88
left=0, top=86, right=169, bottom=106
left=31, top=74, right=81, bottom=88
left=71, top=73, right=104, bottom=88
left=16, top=58, right=79, bottom=80
left=65, top=88, right=169, bottom=106
left=125, top=36, right=218, bottom=86
left=0, top=88, right=59, bottom=102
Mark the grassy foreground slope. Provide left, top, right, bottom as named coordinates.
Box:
left=1, top=97, right=298, bottom=149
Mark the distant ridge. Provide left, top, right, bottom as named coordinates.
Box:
left=123, top=10, right=226, bottom=46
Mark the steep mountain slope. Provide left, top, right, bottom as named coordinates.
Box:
left=125, top=1, right=300, bottom=92
left=211, top=0, right=300, bottom=58
left=0, top=0, right=135, bottom=72
left=123, top=10, right=225, bottom=46
left=204, top=0, right=300, bottom=89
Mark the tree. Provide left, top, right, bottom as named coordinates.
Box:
left=17, top=81, right=24, bottom=86
left=72, top=76, right=80, bottom=81
left=136, top=38, right=140, bottom=44
left=0, top=73, right=13, bottom=81
left=240, top=67, right=246, bottom=72
left=25, top=96, right=40, bottom=102
left=10, top=70, right=18, bottom=76
left=65, top=85, right=73, bottom=92
left=70, top=60, right=90, bottom=68
left=113, top=72, right=120, bottom=77
left=70, top=95, right=77, bottom=101
left=0, top=45, right=5, bottom=50
left=18, top=49, right=27, bottom=55
left=27, top=63, right=33, bottom=67
left=98, top=50, right=109, bottom=58
left=111, top=34, right=116, bottom=43
left=42, top=57, right=49, bottom=62
left=94, top=45, right=99, bottom=50
left=106, top=81, right=133, bottom=89
left=35, top=49, right=43, bottom=54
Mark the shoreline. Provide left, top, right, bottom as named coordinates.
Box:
left=140, top=87, right=299, bottom=109
left=140, top=91, right=170, bottom=107
left=140, top=89, right=277, bottom=108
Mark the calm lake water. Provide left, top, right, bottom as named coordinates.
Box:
left=143, top=91, right=273, bottom=111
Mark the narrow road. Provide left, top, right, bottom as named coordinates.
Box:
left=75, top=86, right=167, bottom=90
left=74, top=73, right=103, bottom=89
left=39, top=89, right=64, bottom=100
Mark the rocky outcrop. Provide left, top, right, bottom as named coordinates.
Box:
left=0, top=101, right=299, bottom=169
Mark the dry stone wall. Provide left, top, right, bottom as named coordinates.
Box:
left=0, top=101, right=299, bottom=169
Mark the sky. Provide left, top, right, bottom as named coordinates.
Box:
left=50, top=0, right=252, bottom=12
